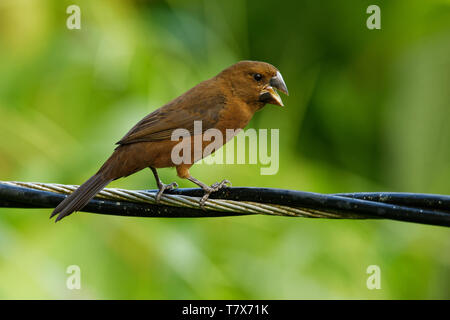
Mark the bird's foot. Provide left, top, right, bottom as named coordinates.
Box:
left=155, top=182, right=178, bottom=203
left=199, top=179, right=232, bottom=208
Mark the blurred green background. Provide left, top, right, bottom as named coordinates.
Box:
left=0, top=0, right=449, bottom=299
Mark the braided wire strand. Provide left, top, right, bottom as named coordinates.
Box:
left=2, top=181, right=450, bottom=227
left=0, top=181, right=327, bottom=218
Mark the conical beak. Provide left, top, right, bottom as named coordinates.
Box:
left=270, top=71, right=289, bottom=96
left=259, top=71, right=289, bottom=107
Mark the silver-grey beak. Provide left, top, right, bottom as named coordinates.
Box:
left=270, top=71, right=289, bottom=96
left=259, top=71, right=289, bottom=106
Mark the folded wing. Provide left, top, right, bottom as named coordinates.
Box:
left=117, top=81, right=227, bottom=145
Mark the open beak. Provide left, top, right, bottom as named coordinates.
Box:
left=259, top=71, right=289, bottom=106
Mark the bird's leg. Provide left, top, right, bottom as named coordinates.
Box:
left=149, top=167, right=178, bottom=203
left=187, top=176, right=231, bottom=208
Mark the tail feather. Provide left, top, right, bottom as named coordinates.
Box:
left=51, top=173, right=112, bottom=222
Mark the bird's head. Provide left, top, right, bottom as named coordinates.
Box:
left=218, top=60, right=289, bottom=107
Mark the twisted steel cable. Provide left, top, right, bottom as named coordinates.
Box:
left=0, top=181, right=450, bottom=227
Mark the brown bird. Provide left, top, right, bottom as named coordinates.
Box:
left=51, top=60, right=288, bottom=221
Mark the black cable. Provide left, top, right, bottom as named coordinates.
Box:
left=0, top=184, right=250, bottom=218
left=165, top=187, right=450, bottom=226
left=0, top=183, right=450, bottom=227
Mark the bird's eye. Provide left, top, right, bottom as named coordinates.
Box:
left=253, top=73, right=263, bottom=81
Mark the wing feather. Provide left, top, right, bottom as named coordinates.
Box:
left=117, top=80, right=226, bottom=145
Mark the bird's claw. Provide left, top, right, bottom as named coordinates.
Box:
left=155, top=182, right=178, bottom=203
left=211, top=179, right=232, bottom=190
left=199, top=179, right=232, bottom=209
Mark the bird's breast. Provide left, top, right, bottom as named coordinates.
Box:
left=216, top=100, right=256, bottom=133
